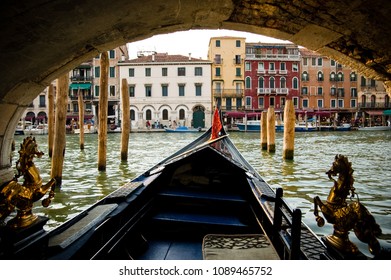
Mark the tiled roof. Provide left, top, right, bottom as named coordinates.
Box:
left=299, top=48, right=321, bottom=57
left=126, top=53, right=208, bottom=63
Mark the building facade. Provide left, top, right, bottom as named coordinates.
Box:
left=118, top=52, right=212, bottom=129
left=245, top=42, right=301, bottom=116
left=208, top=37, right=246, bottom=114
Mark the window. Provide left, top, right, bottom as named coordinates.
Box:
left=195, top=67, right=203, bottom=76
left=145, top=85, right=152, bottom=97
left=214, top=54, right=221, bottom=64
left=215, top=40, right=220, bottom=47
left=245, top=77, right=251, bottom=89
left=337, top=88, right=345, bottom=97
left=109, top=85, right=115, bottom=96
left=109, top=67, right=115, bottom=78
left=280, top=77, right=286, bottom=89
left=94, top=85, right=99, bottom=97
left=129, top=68, right=134, bottom=77
left=293, top=77, right=298, bottom=89
left=269, top=62, right=275, bottom=70
left=258, top=62, right=264, bottom=71
left=317, top=87, right=323, bottom=95
left=215, top=67, right=221, bottom=76
left=330, top=59, right=336, bottom=67
left=330, top=87, right=336, bottom=96
left=331, top=99, right=336, bottom=108
left=178, top=67, right=186, bottom=76
left=236, top=40, right=241, bottom=47
left=245, top=62, right=251, bottom=71
left=162, top=67, right=168, bottom=76
left=269, top=77, right=275, bottom=89
left=350, top=99, right=357, bottom=108
left=246, top=96, right=252, bottom=108
left=338, top=99, right=344, bottom=108
left=317, top=58, right=323, bottom=66
left=302, top=99, right=309, bottom=108
left=235, top=55, right=241, bottom=64
left=130, top=109, right=135, bottom=120
left=195, top=84, right=202, bottom=96
left=302, top=71, right=309, bottom=81
left=162, top=109, right=169, bottom=120
left=258, top=77, right=264, bottom=88
left=129, top=85, right=135, bottom=97
left=292, top=63, right=298, bottom=72
left=312, top=58, right=316, bottom=66
left=39, top=95, right=46, bottom=107
left=236, top=98, right=242, bottom=109
left=303, top=58, right=308, bottom=66
left=317, top=71, right=324, bottom=81
left=179, top=109, right=185, bottom=120
left=235, top=67, right=241, bottom=77
left=280, top=62, right=286, bottom=71
left=301, top=87, right=308, bottom=95
left=361, top=76, right=366, bottom=86
left=317, top=99, right=323, bottom=108
left=258, top=97, right=264, bottom=108
left=351, top=87, right=357, bottom=97
left=145, top=68, right=151, bottom=77
left=350, top=72, right=357, bottom=82
left=109, top=50, right=115, bottom=59
left=330, top=72, right=336, bottom=81
left=178, top=84, right=185, bottom=96
left=162, top=84, right=168, bottom=97
left=337, top=72, right=344, bottom=82
left=146, top=109, right=152, bottom=120
left=95, top=66, right=100, bottom=78
left=270, top=97, right=275, bottom=106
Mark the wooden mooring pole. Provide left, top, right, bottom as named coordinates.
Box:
left=51, top=75, right=68, bottom=186
left=98, top=52, right=109, bottom=171
left=78, top=88, right=85, bottom=150
left=267, top=107, right=276, bottom=153
left=260, top=111, right=267, bottom=150
left=283, top=100, right=295, bottom=160
left=48, top=83, right=55, bottom=157
left=121, top=78, right=130, bottom=161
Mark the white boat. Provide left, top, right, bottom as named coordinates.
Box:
left=164, top=126, right=201, bottom=133
left=74, top=124, right=97, bottom=134
left=357, top=126, right=391, bottom=131
left=23, top=124, right=48, bottom=135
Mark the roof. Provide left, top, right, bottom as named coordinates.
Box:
left=125, top=53, right=209, bottom=63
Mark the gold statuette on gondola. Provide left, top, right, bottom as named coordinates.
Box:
left=0, top=136, right=56, bottom=228
left=313, top=154, right=382, bottom=255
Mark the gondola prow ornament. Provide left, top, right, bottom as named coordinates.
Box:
left=0, top=136, right=56, bottom=228
left=313, top=154, right=382, bottom=256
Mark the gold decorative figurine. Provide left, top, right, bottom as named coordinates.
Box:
left=314, top=154, right=382, bottom=256
left=0, top=136, right=56, bottom=228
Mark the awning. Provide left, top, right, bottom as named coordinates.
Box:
left=69, top=83, right=91, bottom=90
left=224, top=112, right=262, bottom=118
left=384, top=109, right=391, bottom=115
left=365, top=110, right=383, bottom=116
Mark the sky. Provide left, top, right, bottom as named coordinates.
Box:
left=127, top=29, right=290, bottom=59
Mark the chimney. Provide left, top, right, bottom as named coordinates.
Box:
left=189, top=53, right=191, bottom=60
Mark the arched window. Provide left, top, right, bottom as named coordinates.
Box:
left=270, top=77, right=275, bottom=89
left=162, top=109, right=169, bottom=120
left=317, top=71, right=324, bottom=81
left=337, top=72, right=344, bottom=82
left=350, top=72, right=357, bottom=81
left=258, top=77, right=264, bottom=88
left=146, top=109, right=152, bottom=120
left=179, top=109, right=185, bottom=120
left=245, top=76, right=251, bottom=89
left=130, top=109, right=135, bottom=120
left=293, top=77, right=298, bottom=89
left=330, top=71, right=336, bottom=81
left=302, top=71, right=309, bottom=81
left=280, top=77, right=286, bottom=89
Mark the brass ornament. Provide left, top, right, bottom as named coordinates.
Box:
left=314, top=154, right=382, bottom=255
left=0, top=136, right=56, bottom=228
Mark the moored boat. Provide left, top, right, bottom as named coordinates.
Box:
left=357, top=125, right=391, bottom=131
left=165, top=126, right=202, bottom=133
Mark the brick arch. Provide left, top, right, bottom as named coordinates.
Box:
left=0, top=0, right=390, bottom=183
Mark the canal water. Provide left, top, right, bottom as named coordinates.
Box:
left=12, top=130, right=391, bottom=254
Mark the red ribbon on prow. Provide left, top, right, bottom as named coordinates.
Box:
left=210, top=108, right=222, bottom=140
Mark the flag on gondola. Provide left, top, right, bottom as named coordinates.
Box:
left=210, top=108, right=222, bottom=140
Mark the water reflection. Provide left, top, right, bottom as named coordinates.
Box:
left=11, top=130, right=391, bottom=248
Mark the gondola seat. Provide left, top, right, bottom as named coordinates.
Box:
left=202, top=234, right=280, bottom=260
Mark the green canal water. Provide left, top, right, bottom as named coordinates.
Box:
left=12, top=130, right=391, bottom=253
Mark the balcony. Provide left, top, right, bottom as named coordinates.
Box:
left=213, top=89, right=244, bottom=98
left=70, top=75, right=93, bottom=82
left=246, top=53, right=300, bottom=61
left=257, top=88, right=289, bottom=95
left=359, top=102, right=391, bottom=109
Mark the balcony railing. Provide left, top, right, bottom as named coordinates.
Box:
left=213, top=89, right=244, bottom=98
left=70, top=75, right=93, bottom=82
left=246, top=54, right=300, bottom=61
left=358, top=102, right=391, bottom=109
left=257, top=88, right=289, bottom=95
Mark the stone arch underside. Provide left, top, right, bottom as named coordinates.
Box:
left=1, top=0, right=391, bottom=184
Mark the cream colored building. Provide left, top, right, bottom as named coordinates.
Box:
left=208, top=37, right=246, bottom=113
left=118, top=52, right=212, bottom=129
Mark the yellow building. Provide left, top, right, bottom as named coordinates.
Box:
left=208, top=37, right=246, bottom=113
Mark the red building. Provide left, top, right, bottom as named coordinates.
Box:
left=244, top=43, right=301, bottom=115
